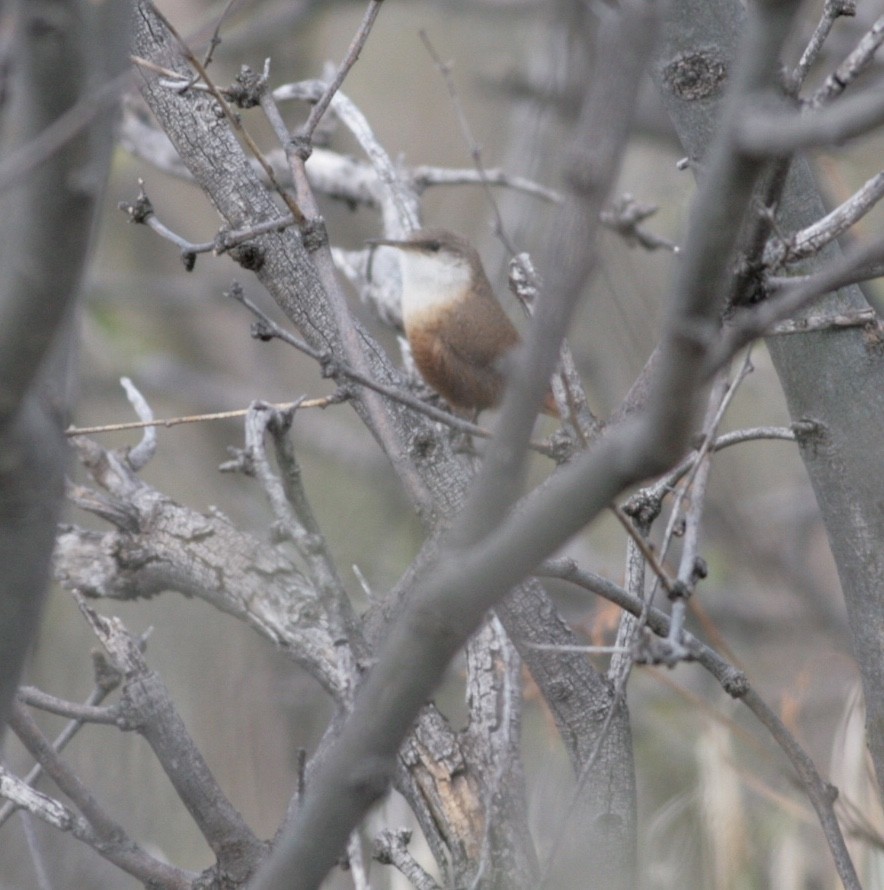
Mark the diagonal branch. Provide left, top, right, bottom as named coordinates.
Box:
left=74, top=599, right=266, bottom=882
left=8, top=702, right=194, bottom=888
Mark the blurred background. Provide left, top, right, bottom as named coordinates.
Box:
left=3, top=1, right=883, bottom=887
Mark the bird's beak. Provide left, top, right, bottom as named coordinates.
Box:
left=364, top=238, right=410, bottom=283
left=365, top=237, right=412, bottom=250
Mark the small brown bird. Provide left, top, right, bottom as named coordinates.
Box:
left=369, top=228, right=557, bottom=416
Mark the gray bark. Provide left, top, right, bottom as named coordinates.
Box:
left=131, top=1, right=637, bottom=885
left=653, top=0, right=884, bottom=803
left=0, top=0, right=130, bottom=735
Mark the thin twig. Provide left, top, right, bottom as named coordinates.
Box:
left=525, top=643, right=628, bottom=654
left=0, top=781, right=194, bottom=890
left=418, top=30, right=514, bottom=254
left=764, top=171, right=884, bottom=268
left=411, top=165, right=562, bottom=203
left=299, top=1, right=385, bottom=146
left=64, top=398, right=334, bottom=438
left=142, top=2, right=306, bottom=224
left=120, top=178, right=298, bottom=264
left=231, top=402, right=359, bottom=699
left=228, top=283, right=559, bottom=456
left=120, top=377, right=157, bottom=471
left=609, top=504, right=677, bottom=599
left=197, top=0, right=240, bottom=70
left=0, top=644, right=131, bottom=829
left=655, top=356, right=752, bottom=573
left=639, top=424, right=798, bottom=507
left=537, top=558, right=861, bottom=889
left=15, top=688, right=121, bottom=726
left=616, top=357, right=753, bottom=666
left=272, top=79, right=420, bottom=230
left=710, top=232, right=884, bottom=370
left=8, top=703, right=194, bottom=888
left=600, top=193, right=680, bottom=253
left=768, top=307, right=879, bottom=335
left=790, top=0, right=856, bottom=92
left=73, top=597, right=264, bottom=871
left=373, top=828, right=441, bottom=890
left=9, top=703, right=131, bottom=838
left=742, top=688, right=861, bottom=888
left=808, top=12, right=884, bottom=109
left=664, top=371, right=728, bottom=655
left=171, top=0, right=241, bottom=93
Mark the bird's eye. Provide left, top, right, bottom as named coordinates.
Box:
left=427, top=240, right=441, bottom=252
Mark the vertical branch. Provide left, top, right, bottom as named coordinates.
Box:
left=0, top=0, right=130, bottom=735
left=655, top=0, right=884, bottom=803
left=249, top=3, right=661, bottom=888
left=463, top=616, right=538, bottom=885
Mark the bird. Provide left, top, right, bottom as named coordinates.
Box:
left=368, top=228, right=558, bottom=417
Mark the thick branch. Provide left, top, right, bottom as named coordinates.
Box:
left=247, top=3, right=807, bottom=886
left=656, top=0, right=884, bottom=864
left=131, top=7, right=646, bottom=881
left=0, top=0, right=129, bottom=736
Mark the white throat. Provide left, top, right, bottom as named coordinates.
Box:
left=398, top=250, right=472, bottom=318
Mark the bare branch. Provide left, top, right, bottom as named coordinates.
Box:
left=56, top=436, right=344, bottom=694
left=226, top=282, right=549, bottom=449
left=65, top=398, right=333, bottom=438
left=768, top=308, right=879, bottom=335
left=0, top=766, right=88, bottom=835
left=600, top=193, right=680, bottom=253
left=663, top=370, right=733, bottom=655
left=373, top=828, right=441, bottom=890
left=74, top=598, right=266, bottom=881
left=298, top=1, right=385, bottom=145
left=411, top=165, right=561, bottom=203
left=249, top=2, right=660, bottom=885
left=808, top=13, right=884, bottom=108
left=0, top=653, right=122, bottom=829
left=765, top=171, right=884, bottom=267
left=139, top=4, right=306, bottom=225
left=9, top=702, right=194, bottom=888
left=790, top=0, right=857, bottom=92
left=15, top=687, right=121, bottom=726
left=234, top=402, right=359, bottom=697
left=119, top=177, right=299, bottom=267
left=739, top=80, right=884, bottom=154
left=537, top=558, right=860, bottom=890
left=636, top=423, right=800, bottom=510
left=710, top=232, right=884, bottom=370
left=119, top=377, right=157, bottom=470
left=272, top=79, right=420, bottom=232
